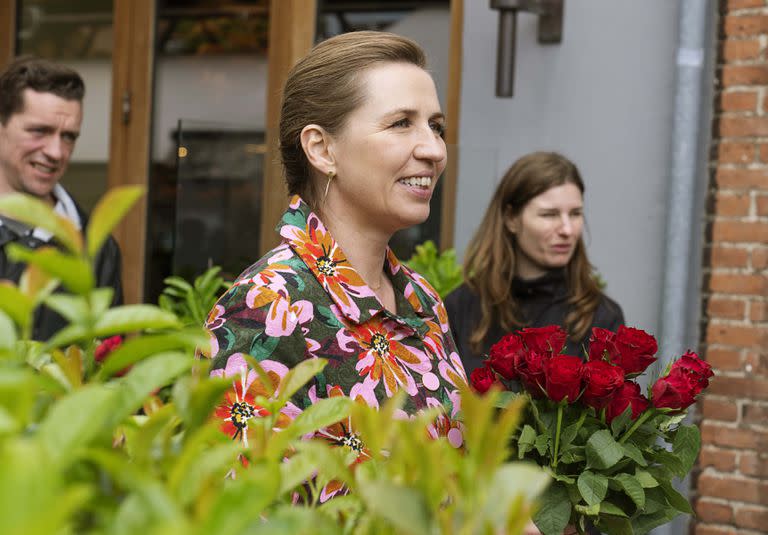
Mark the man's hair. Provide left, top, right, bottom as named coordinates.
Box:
left=0, top=56, right=85, bottom=125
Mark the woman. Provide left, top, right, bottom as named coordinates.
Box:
left=445, top=152, right=624, bottom=375
left=205, top=32, right=466, bottom=486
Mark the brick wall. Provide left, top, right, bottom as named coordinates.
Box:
left=695, top=1, right=768, bottom=533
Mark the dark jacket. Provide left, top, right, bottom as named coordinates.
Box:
left=445, top=269, right=624, bottom=375
left=0, top=203, right=123, bottom=341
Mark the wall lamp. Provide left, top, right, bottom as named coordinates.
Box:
left=490, top=0, right=564, bottom=97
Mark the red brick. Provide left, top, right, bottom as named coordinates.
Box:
left=760, top=143, right=768, bottom=162
left=701, top=422, right=767, bottom=449
left=715, top=167, right=768, bottom=189
left=710, top=245, right=750, bottom=267
left=743, top=403, right=768, bottom=425
left=723, top=38, right=763, bottom=61
left=722, top=64, right=768, bottom=85
left=711, top=220, right=768, bottom=243
left=721, top=90, right=758, bottom=111
left=724, top=15, right=768, bottom=36
left=757, top=193, right=768, bottom=216
left=745, top=351, right=768, bottom=374
left=735, top=505, right=768, bottom=530
left=718, top=142, right=755, bottom=164
left=750, top=300, right=768, bottom=321
left=752, top=247, right=768, bottom=269
left=697, top=472, right=768, bottom=503
left=726, top=0, right=768, bottom=9
left=740, top=451, right=768, bottom=477
left=709, top=272, right=768, bottom=294
left=707, top=375, right=768, bottom=400
left=708, top=296, right=747, bottom=319
left=705, top=347, right=743, bottom=371
left=718, top=116, right=768, bottom=137
left=716, top=191, right=752, bottom=215
left=696, top=498, right=734, bottom=523
left=702, top=397, right=740, bottom=421
left=700, top=446, right=738, bottom=471
left=694, top=526, right=737, bottom=535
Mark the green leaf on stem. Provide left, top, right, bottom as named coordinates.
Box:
left=613, top=473, right=645, bottom=509
left=532, top=482, right=571, bottom=535
left=610, top=405, right=634, bottom=436
left=659, top=481, right=693, bottom=514
left=87, top=185, right=144, bottom=258
left=356, top=479, right=432, bottom=535
left=634, top=469, right=659, bottom=488
left=598, top=514, right=633, bottom=534
left=599, top=502, right=628, bottom=517
left=620, top=442, right=648, bottom=467
left=672, top=425, right=700, bottom=474
left=577, top=471, right=608, bottom=506
left=7, top=244, right=94, bottom=295
left=518, top=424, right=537, bottom=459
left=586, top=430, right=624, bottom=470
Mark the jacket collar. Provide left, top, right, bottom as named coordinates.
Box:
left=511, top=268, right=568, bottom=300
left=277, top=195, right=435, bottom=329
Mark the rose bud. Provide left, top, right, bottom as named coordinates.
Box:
left=544, top=355, right=584, bottom=403
left=670, top=351, right=714, bottom=392
left=470, top=365, right=502, bottom=394
left=519, top=325, right=567, bottom=356
left=95, top=335, right=123, bottom=362
left=581, top=360, right=625, bottom=410
left=488, top=333, right=524, bottom=380
left=613, top=326, right=658, bottom=375
left=605, top=381, right=650, bottom=423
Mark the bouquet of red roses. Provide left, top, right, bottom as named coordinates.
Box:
left=469, top=325, right=714, bottom=535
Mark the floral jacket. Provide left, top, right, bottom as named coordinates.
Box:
left=205, top=196, right=467, bottom=480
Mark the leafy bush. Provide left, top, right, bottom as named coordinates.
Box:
left=404, top=240, right=463, bottom=298
left=159, top=267, right=231, bottom=327
left=0, top=188, right=548, bottom=535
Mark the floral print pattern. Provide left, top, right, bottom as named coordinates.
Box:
left=206, top=196, right=466, bottom=481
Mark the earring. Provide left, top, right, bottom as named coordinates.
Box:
left=323, top=170, right=336, bottom=202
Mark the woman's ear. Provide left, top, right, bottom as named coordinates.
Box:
left=300, top=124, right=336, bottom=175
left=503, top=207, right=519, bottom=234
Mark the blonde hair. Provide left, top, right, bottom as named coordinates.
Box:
left=279, top=31, right=426, bottom=208
left=463, top=152, right=602, bottom=353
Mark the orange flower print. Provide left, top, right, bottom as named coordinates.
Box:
left=352, top=317, right=431, bottom=397
left=282, top=214, right=369, bottom=321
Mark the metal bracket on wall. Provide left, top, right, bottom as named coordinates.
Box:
left=490, top=0, right=564, bottom=97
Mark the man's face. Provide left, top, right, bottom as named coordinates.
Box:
left=0, top=89, right=82, bottom=203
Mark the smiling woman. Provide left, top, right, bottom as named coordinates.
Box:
left=445, top=152, right=625, bottom=375
left=203, top=31, right=466, bottom=500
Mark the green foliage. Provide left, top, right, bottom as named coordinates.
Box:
left=158, top=267, right=231, bottom=327
left=506, top=394, right=701, bottom=535
left=0, top=188, right=549, bottom=535
left=404, top=240, right=463, bottom=298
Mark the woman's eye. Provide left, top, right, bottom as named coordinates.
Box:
left=391, top=118, right=410, bottom=128
left=430, top=122, right=446, bottom=137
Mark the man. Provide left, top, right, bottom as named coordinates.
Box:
left=0, top=57, right=123, bottom=340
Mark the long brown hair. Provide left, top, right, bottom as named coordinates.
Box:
left=279, top=31, right=426, bottom=209
left=463, top=152, right=602, bottom=353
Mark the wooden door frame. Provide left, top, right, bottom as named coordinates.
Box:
left=0, top=1, right=16, bottom=66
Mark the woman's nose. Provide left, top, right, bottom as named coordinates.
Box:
left=414, top=127, right=447, bottom=163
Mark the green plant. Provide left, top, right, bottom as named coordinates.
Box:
left=0, top=188, right=549, bottom=535
left=404, top=240, right=463, bottom=298
left=159, top=267, right=232, bottom=327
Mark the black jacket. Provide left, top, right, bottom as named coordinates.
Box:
left=0, top=203, right=123, bottom=341
left=445, top=269, right=624, bottom=375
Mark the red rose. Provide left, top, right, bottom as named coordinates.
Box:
left=613, top=326, right=658, bottom=375
left=605, top=381, right=650, bottom=423
left=670, top=351, right=714, bottom=391
left=519, top=325, right=567, bottom=356
left=581, top=360, right=625, bottom=410
left=517, top=350, right=550, bottom=397
left=488, top=333, right=524, bottom=380
left=470, top=365, right=502, bottom=394
left=588, top=328, right=619, bottom=362
left=651, top=369, right=698, bottom=411
left=95, top=335, right=123, bottom=362
left=544, top=355, right=584, bottom=403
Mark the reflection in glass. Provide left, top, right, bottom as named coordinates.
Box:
left=145, top=1, right=270, bottom=301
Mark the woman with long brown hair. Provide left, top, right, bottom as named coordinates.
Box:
left=445, top=151, right=624, bottom=374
